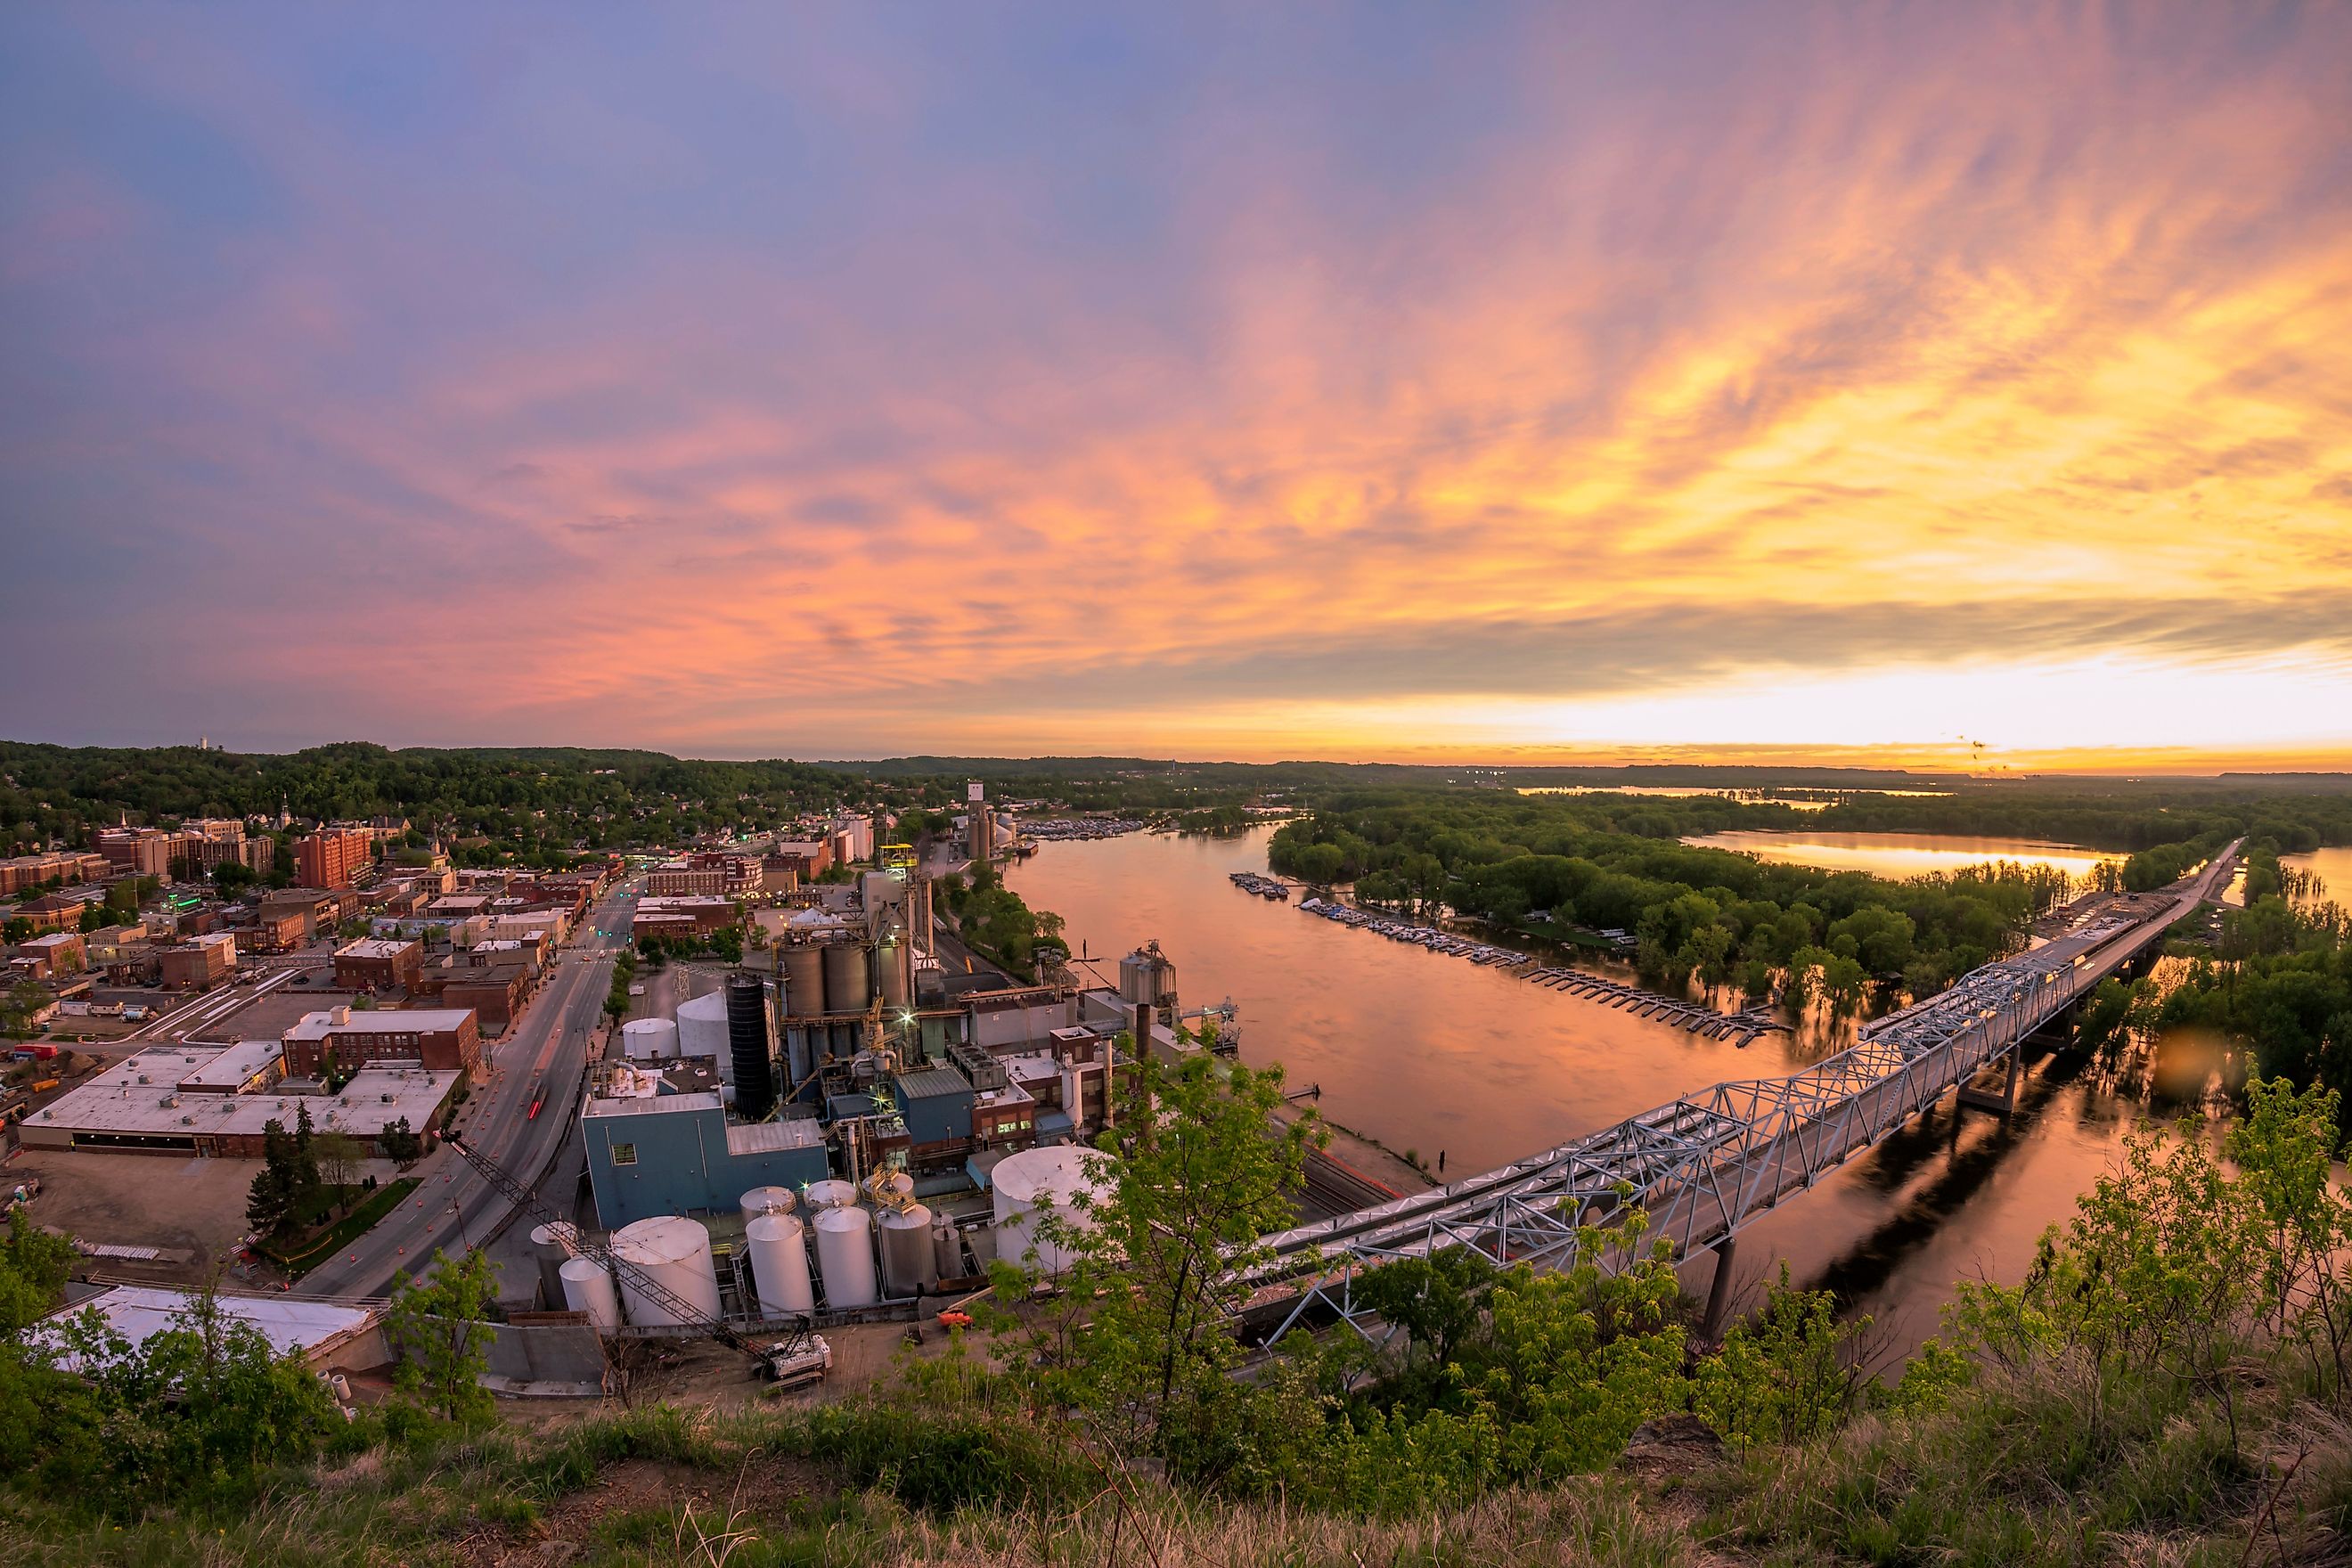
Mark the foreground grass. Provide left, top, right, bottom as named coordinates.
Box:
left=5, top=1363, right=2348, bottom=1567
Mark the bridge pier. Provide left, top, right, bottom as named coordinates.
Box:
left=1700, top=1237, right=1740, bottom=1342
left=1956, top=1046, right=2022, bottom=1115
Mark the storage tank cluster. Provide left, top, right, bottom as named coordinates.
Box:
left=560, top=1180, right=968, bottom=1335
left=778, top=930, right=913, bottom=1067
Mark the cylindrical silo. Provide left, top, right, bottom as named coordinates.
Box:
left=559, top=1256, right=621, bottom=1330
left=725, top=974, right=774, bottom=1121
left=803, top=1178, right=858, bottom=1212
left=930, top=1212, right=962, bottom=1280
left=745, top=1212, right=815, bottom=1318
left=878, top=928, right=911, bottom=1010
left=676, top=989, right=731, bottom=1060
left=992, top=1145, right=1116, bottom=1276
left=739, top=1186, right=796, bottom=1225
left=530, top=1221, right=578, bottom=1306
left=782, top=945, right=825, bottom=1019
left=813, top=1205, right=878, bottom=1308
left=821, top=942, right=870, bottom=1015
left=621, top=1017, right=679, bottom=1062
left=879, top=1203, right=937, bottom=1297
left=609, top=1215, right=723, bottom=1327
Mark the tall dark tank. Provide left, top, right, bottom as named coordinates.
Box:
left=726, top=973, right=776, bottom=1121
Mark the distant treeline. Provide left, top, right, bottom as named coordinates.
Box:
left=0, top=740, right=854, bottom=860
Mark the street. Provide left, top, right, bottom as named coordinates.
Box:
left=291, top=883, right=636, bottom=1300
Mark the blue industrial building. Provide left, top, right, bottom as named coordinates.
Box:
left=892, top=1066, right=976, bottom=1147
left=583, top=1092, right=830, bottom=1229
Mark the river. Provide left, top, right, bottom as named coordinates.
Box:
left=1678, top=829, right=2110, bottom=881
left=1003, top=824, right=2188, bottom=1356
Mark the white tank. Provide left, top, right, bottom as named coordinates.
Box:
left=677, top=990, right=731, bottom=1078
left=931, top=1212, right=962, bottom=1279
left=609, top=1214, right=723, bottom=1327
left=529, top=1221, right=578, bottom=1305
left=803, top=1178, right=858, bottom=1212
left=621, top=1017, right=680, bottom=1062
left=559, top=1256, right=621, bottom=1329
left=813, top=1205, right=878, bottom=1308
left=992, top=1145, right=1116, bottom=1276
left=739, top=1186, right=797, bottom=1224
left=878, top=1202, right=937, bottom=1297
left=745, top=1212, right=816, bottom=1318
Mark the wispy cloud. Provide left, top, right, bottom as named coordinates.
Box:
left=2, top=4, right=2348, bottom=764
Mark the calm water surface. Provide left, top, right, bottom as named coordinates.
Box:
left=1680, top=829, right=2110, bottom=882
left=1007, top=825, right=2181, bottom=1352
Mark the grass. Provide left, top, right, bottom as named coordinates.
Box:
left=7, top=1349, right=2351, bottom=1566
left=266, top=1177, right=420, bottom=1278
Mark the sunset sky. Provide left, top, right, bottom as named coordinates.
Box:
left=4, top=5, right=2349, bottom=771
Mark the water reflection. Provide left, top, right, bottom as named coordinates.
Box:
left=1004, top=826, right=2199, bottom=1352
left=1680, top=829, right=2109, bottom=881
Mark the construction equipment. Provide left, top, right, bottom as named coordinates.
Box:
left=443, top=1132, right=823, bottom=1376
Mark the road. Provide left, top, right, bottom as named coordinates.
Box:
left=293, top=882, right=638, bottom=1300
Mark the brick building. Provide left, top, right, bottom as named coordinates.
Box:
left=294, top=829, right=373, bottom=890
left=247, top=909, right=310, bottom=953
left=159, top=933, right=238, bottom=990
left=280, top=1006, right=480, bottom=1077
left=97, top=829, right=179, bottom=878
left=0, top=851, right=109, bottom=896
left=438, top=965, right=531, bottom=1033
left=332, top=937, right=423, bottom=992
left=20, top=932, right=86, bottom=976
left=631, top=896, right=739, bottom=942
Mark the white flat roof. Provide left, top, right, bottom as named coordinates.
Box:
left=36, top=1286, right=375, bottom=1371
left=335, top=937, right=415, bottom=960
left=177, top=1038, right=282, bottom=1090
left=284, top=1008, right=477, bottom=1041
left=29, top=1050, right=455, bottom=1139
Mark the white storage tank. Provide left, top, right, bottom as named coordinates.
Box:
left=878, top=1203, right=937, bottom=1298
left=676, top=990, right=731, bottom=1080
left=931, top=1212, right=963, bottom=1280
left=529, top=1221, right=578, bottom=1304
left=992, top=1145, right=1116, bottom=1276
left=803, top=1178, right=858, bottom=1212
left=620, top=1017, right=680, bottom=1062
left=609, top=1215, right=723, bottom=1327
left=745, top=1212, right=816, bottom=1318
left=813, top=1205, right=878, bottom=1308
left=739, top=1186, right=797, bottom=1224
left=559, top=1256, right=621, bottom=1330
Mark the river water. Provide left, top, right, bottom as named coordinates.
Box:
left=1679, top=829, right=2109, bottom=881
left=1004, top=824, right=2188, bottom=1356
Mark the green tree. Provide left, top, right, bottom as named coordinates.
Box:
left=314, top=1131, right=366, bottom=1214
left=0, top=917, right=30, bottom=946
left=1008, top=1054, right=1319, bottom=1479
left=1693, top=1262, right=1870, bottom=1451
left=386, top=1247, right=501, bottom=1425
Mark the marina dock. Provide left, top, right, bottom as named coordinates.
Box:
left=1293, top=894, right=1787, bottom=1045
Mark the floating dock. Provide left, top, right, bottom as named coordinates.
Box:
left=1296, top=895, right=1786, bottom=1046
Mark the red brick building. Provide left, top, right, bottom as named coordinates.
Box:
left=294, top=829, right=373, bottom=890
left=248, top=908, right=310, bottom=953
left=332, top=937, right=423, bottom=992
left=159, top=933, right=237, bottom=990
left=280, top=1006, right=480, bottom=1077
left=439, top=965, right=531, bottom=1033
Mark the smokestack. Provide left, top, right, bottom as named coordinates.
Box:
left=726, top=973, right=776, bottom=1121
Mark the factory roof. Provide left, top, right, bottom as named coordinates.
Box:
left=584, top=1089, right=723, bottom=1119
left=724, top=1118, right=826, bottom=1156
left=35, top=1286, right=378, bottom=1372
left=176, top=1038, right=283, bottom=1091
left=1000, top=1052, right=1064, bottom=1087
left=894, top=1066, right=974, bottom=1102
left=29, top=1051, right=455, bottom=1139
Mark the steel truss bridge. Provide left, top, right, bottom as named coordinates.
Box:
left=1236, top=843, right=2241, bottom=1343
